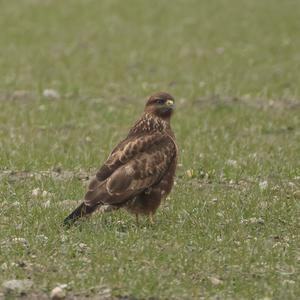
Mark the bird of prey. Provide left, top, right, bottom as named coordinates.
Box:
left=63, top=92, right=178, bottom=226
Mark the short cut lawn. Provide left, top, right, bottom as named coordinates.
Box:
left=0, top=0, right=300, bottom=299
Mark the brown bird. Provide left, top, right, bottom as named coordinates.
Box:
left=63, top=92, right=178, bottom=226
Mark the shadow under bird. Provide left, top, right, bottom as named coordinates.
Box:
left=63, top=92, right=178, bottom=226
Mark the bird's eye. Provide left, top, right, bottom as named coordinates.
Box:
left=156, top=99, right=164, bottom=105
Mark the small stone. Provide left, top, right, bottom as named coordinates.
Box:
left=0, top=262, right=8, bottom=270
left=98, top=287, right=112, bottom=298
left=36, top=234, right=48, bottom=243
left=209, top=276, right=223, bottom=285
left=50, top=286, right=66, bottom=299
left=260, top=201, right=268, bottom=209
left=38, top=104, right=46, bottom=111
left=259, top=181, right=268, bottom=190
left=257, top=217, right=265, bottom=224
left=249, top=152, right=258, bottom=159
left=2, top=279, right=33, bottom=294
left=226, top=159, right=238, bottom=167
left=199, top=81, right=206, bottom=88
left=42, top=190, right=49, bottom=198
left=11, top=201, right=20, bottom=207
left=32, top=188, right=41, bottom=197
left=293, top=190, right=300, bottom=199
left=43, top=199, right=51, bottom=208
left=11, top=90, right=35, bottom=101
left=216, top=47, right=225, bottom=55
left=272, top=185, right=280, bottom=191
left=288, top=182, right=296, bottom=188
left=43, top=89, right=60, bottom=100
left=283, top=279, right=295, bottom=285
left=77, top=243, right=90, bottom=253
left=16, top=223, right=23, bottom=230
left=78, top=243, right=88, bottom=250
left=11, top=237, right=29, bottom=247
left=60, top=235, right=68, bottom=243
left=249, top=217, right=265, bottom=224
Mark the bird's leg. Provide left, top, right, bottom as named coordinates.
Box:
left=149, top=213, right=154, bottom=225
left=135, top=213, right=139, bottom=225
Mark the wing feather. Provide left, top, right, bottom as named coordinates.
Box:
left=89, top=132, right=168, bottom=185
left=84, top=133, right=176, bottom=206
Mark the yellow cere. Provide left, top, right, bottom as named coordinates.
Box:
left=166, top=99, right=174, bottom=106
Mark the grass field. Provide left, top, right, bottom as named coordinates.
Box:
left=1, top=0, right=300, bottom=299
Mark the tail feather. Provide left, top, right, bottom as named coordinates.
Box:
left=63, top=202, right=98, bottom=227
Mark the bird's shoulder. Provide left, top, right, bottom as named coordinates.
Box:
left=94, top=114, right=176, bottom=183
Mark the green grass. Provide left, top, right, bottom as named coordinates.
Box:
left=0, top=0, right=300, bottom=299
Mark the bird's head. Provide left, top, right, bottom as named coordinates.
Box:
left=145, top=92, right=175, bottom=119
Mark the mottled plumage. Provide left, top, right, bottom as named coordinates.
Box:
left=64, top=92, right=178, bottom=226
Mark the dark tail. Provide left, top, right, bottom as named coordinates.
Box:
left=63, top=202, right=99, bottom=227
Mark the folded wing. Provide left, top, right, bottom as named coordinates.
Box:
left=84, top=132, right=176, bottom=207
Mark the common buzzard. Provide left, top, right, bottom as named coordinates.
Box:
left=64, top=92, right=178, bottom=226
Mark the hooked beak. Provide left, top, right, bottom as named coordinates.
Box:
left=165, top=99, right=175, bottom=109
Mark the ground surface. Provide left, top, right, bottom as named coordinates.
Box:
left=0, top=0, right=300, bottom=299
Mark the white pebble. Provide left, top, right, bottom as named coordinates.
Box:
left=209, top=276, right=223, bottom=285
left=2, top=279, right=33, bottom=293
left=259, top=181, right=268, bottom=190
left=288, top=182, right=296, bottom=188
left=42, top=190, right=49, bottom=198
left=11, top=201, right=20, bottom=207
left=36, top=234, right=48, bottom=243
left=32, top=188, right=41, bottom=197
left=0, top=263, right=8, bottom=270
left=43, top=200, right=51, bottom=208
left=226, top=159, right=238, bottom=167
left=43, top=89, right=60, bottom=100
left=50, top=286, right=66, bottom=299
left=11, top=237, right=29, bottom=247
